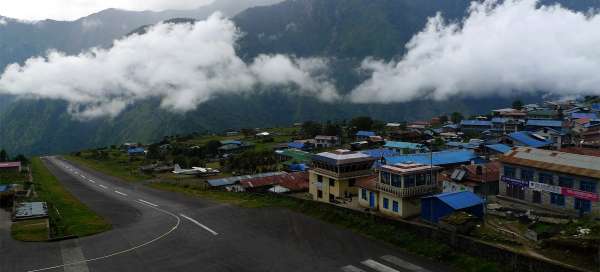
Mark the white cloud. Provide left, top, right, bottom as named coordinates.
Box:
left=351, top=0, right=600, bottom=103
left=0, top=13, right=338, bottom=119
left=0, top=18, right=7, bottom=25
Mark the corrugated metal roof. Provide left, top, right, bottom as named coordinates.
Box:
left=287, top=142, right=305, bottom=149
left=0, top=185, right=9, bottom=192
left=526, top=119, right=563, bottom=128
left=384, top=150, right=478, bottom=166
left=383, top=141, right=426, bottom=150
left=508, top=131, right=553, bottom=148
left=485, top=144, right=512, bottom=154
left=460, top=120, right=492, bottom=126
left=424, top=191, right=484, bottom=210
left=0, top=162, right=21, bottom=168
left=592, top=104, right=600, bottom=111
left=361, top=148, right=399, bottom=158
left=501, top=147, right=600, bottom=179
left=356, top=131, right=376, bottom=137
left=571, top=113, right=598, bottom=120
left=208, top=172, right=287, bottom=187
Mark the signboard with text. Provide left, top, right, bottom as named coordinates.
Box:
left=529, top=181, right=561, bottom=194
left=562, top=188, right=599, bottom=202
left=501, top=176, right=528, bottom=187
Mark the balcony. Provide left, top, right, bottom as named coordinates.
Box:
left=375, top=182, right=437, bottom=198
left=312, top=168, right=373, bottom=179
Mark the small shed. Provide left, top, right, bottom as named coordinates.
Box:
left=421, top=191, right=484, bottom=223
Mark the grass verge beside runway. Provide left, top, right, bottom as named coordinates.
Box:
left=11, top=219, right=50, bottom=241
left=64, top=154, right=150, bottom=183
left=150, top=182, right=500, bottom=272
left=12, top=158, right=112, bottom=241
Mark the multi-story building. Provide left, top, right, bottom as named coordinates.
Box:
left=314, top=135, right=341, bottom=148
left=358, top=163, right=442, bottom=218
left=499, top=147, right=600, bottom=217
left=309, top=150, right=375, bottom=203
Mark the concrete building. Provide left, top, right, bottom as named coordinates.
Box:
left=0, top=162, right=21, bottom=173
left=314, top=135, right=341, bottom=148
left=499, top=147, right=600, bottom=218
left=359, top=163, right=442, bottom=218
left=309, top=150, right=375, bottom=203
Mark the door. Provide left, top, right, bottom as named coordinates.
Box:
left=369, top=192, right=375, bottom=208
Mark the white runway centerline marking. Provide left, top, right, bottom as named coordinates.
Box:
left=361, top=259, right=400, bottom=272
left=179, top=213, right=219, bottom=236
left=88, top=179, right=96, bottom=184
left=341, top=265, right=366, bottom=272
left=380, top=255, right=430, bottom=272
left=138, top=199, right=158, bottom=207
left=114, top=191, right=128, bottom=196
left=98, top=185, right=108, bottom=189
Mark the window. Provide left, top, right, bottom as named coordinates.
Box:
left=538, top=173, right=554, bottom=185
left=532, top=191, right=542, bottom=204
left=416, top=173, right=426, bottom=186
left=575, top=198, right=592, bottom=213
left=580, top=180, right=597, bottom=193
left=317, top=190, right=323, bottom=199
left=404, top=175, right=415, bottom=187
left=329, top=178, right=335, bottom=187
left=391, top=174, right=401, bottom=187
left=381, top=172, right=391, bottom=185
left=392, top=201, right=399, bottom=213
left=558, top=177, right=574, bottom=188
left=349, top=178, right=356, bottom=187
left=361, top=189, right=367, bottom=200
left=550, top=193, right=565, bottom=206
left=317, top=175, right=323, bottom=183
left=329, top=194, right=335, bottom=203
left=504, top=166, right=516, bottom=178
left=383, top=198, right=389, bottom=209
left=520, top=169, right=534, bottom=181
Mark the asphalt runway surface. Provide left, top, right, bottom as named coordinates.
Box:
left=0, top=156, right=452, bottom=272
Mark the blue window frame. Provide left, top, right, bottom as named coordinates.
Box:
left=575, top=198, right=592, bottom=213
left=550, top=193, right=565, bottom=206
left=392, top=201, right=399, bottom=212
left=504, top=166, right=516, bottom=178
left=579, top=180, right=597, bottom=193
left=383, top=198, right=389, bottom=209
left=538, top=172, right=554, bottom=185
left=520, top=169, right=534, bottom=181
left=361, top=189, right=367, bottom=200
left=558, top=177, right=574, bottom=188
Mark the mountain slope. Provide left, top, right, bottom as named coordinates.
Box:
left=0, top=0, right=597, bottom=155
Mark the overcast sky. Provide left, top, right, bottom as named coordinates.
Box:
left=0, top=0, right=215, bottom=21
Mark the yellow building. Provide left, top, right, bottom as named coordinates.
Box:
left=309, top=149, right=375, bottom=203
left=358, top=163, right=442, bottom=218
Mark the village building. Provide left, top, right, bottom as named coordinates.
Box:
left=502, top=131, right=554, bottom=149
left=314, top=135, right=341, bottom=148
left=358, top=163, right=442, bottom=218
left=383, top=141, right=427, bottom=154
left=459, top=120, right=492, bottom=134
left=499, top=147, right=600, bottom=218
left=309, top=150, right=375, bottom=203
left=355, top=131, right=376, bottom=141
left=421, top=191, right=485, bottom=223
left=0, top=162, right=22, bottom=173
left=442, top=162, right=500, bottom=199
left=526, top=109, right=560, bottom=120
left=525, top=119, right=563, bottom=131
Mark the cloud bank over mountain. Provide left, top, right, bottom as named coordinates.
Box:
left=0, top=13, right=338, bottom=118
left=351, top=0, right=600, bottom=103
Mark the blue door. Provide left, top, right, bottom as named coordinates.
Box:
left=369, top=192, right=375, bottom=208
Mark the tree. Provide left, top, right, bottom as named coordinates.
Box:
left=0, top=149, right=7, bottom=162
left=322, top=121, right=341, bottom=136
left=350, top=116, right=374, bottom=132
left=205, top=140, right=222, bottom=156
left=301, top=121, right=322, bottom=138
left=450, top=112, right=464, bottom=124
left=241, top=128, right=256, bottom=138
left=512, top=99, right=524, bottom=110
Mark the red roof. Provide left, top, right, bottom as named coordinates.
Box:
left=355, top=175, right=378, bottom=190
left=463, top=162, right=500, bottom=183
left=0, top=162, right=21, bottom=169
left=240, top=172, right=308, bottom=191
left=559, top=147, right=600, bottom=157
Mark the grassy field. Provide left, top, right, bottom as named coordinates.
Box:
left=11, top=219, right=49, bottom=241
left=65, top=153, right=151, bottom=182
left=16, top=158, right=112, bottom=241
left=150, top=183, right=501, bottom=272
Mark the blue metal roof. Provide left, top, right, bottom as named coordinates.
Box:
left=356, top=131, right=376, bottom=137
left=361, top=148, right=399, bottom=158
left=485, top=144, right=512, bottom=154
left=424, top=191, right=484, bottom=210
left=491, top=117, right=509, bottom=123
left=384, top=150, right=478, bottom=166
left=460, top=120, right=492, bottom=127
left=127, top=147, right=145, bottom=154
left=287, top=142, right=305, bottom=149
left=383, top=141, right=426, bottom=150
left=288, top=163, right=308, bottom=172
left=571, top=112, right=598, bottom=120
left=526, top=119, right=562, bottom=128
left=508, top=131, right=553, bottom=148
left=220, top=140, right=242, bottom=145
left=0, top=185, right=9, bottom=193
left=443, top=124, right=458, bottom=129
left=446, top=142, right=479, bottom=149
left=592, top=104, right=600, bottom=111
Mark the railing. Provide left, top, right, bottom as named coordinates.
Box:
left=312, top=168, right=373, bottom=179
left=375, top=182, right=437, bottom=197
